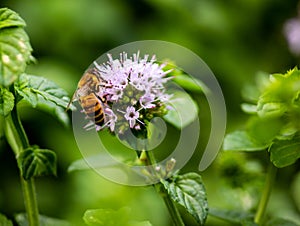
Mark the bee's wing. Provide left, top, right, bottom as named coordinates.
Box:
left=66, top=83, right=94, bottom=111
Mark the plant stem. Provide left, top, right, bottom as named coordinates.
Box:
left=254, top=162, right=277, bottom=225
left=156, top=183, right=185, bottom=226
left=144, top=150, right=185, bottom=226
left=4, top=107, right=28, bottom=155
left=4, top=105, right=40, bottom=226
left=20, top=177, right=40, bottom=225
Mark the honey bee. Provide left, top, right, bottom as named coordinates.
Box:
left=67, top=69, right=106, bottom=126
left=79, top=92, right=106, bottom=126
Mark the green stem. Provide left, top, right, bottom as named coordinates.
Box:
left=254, top=162, right=277, bottom=225
left=4, top=105, right=40, bottom=226
left=144, top=151, right=185, bottom=226
left=156, top=183, right=185, bottom=226
left=4, top=107, right=29, bottom=153
left=20, top=177, right=39, bottom=226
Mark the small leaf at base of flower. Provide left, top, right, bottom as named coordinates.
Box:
left=17, top=146, right=57, bottom=180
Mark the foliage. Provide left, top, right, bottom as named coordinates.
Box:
left=0, top=7, right=72, bottom=226
left=208, top=208, right=254, bottom=225
left=163, top=91, right=199, bottom=129
left=1, top=1, right=300, bottom=226
left=224, top=68, right=300, bottom=168
left=161, top=172, right=208, bottom=225
left=0, top=8, right=32, bottom=86
left=0, top=87, right=14, bottom=116
left=83, top=207, right=152, bottom=226
left=15, top=213, right=71, bottom=226
left=17, top=146, right=56, bottom=180
left=14, top=73, right=73, bottom=126
left=0, top=213, right=13, bottom=226
left=222, top=68, right=300, bottom=225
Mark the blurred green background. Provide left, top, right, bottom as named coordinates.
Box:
left=1, top=0, right=300, bottom=225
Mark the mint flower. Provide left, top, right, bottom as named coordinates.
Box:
left=84, top=52, right=172, bottom=134
left=284, top=17, right=300, bottom=55
left=124, top=106, right=140, bottom=128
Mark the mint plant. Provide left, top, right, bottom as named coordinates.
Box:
left=0, top=8, right=72, bottom=226
left=7, top=5, right=299, bottom=226
left=223, top=68, right=300, bottom=225
left=69, top=53, right=208, bottom=226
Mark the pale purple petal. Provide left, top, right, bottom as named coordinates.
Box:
left=124, top=106, right=139, bottom=128
left=140, top=94, right=156, bottom=109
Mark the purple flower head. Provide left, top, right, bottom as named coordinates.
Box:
left=284, top=17, right=300, bottom=55
left=81, top=51, right=173, bottom=134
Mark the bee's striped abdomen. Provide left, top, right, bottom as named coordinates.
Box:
left=80, top=93, right=105, bottom=126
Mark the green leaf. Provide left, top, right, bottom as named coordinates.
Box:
left=164, top=91, right=198, bottom=129
left=68, top=154, right=120, bottom=173
left=35, top=98, right=70, bottom=127
left=15, top=74, right=72, bottom=108
left=129, top=221, right=152, bottom=226
left=173, top=74, right=204, bottom=93
left=257, top=102, right=287, bottom=118
left=0, top=8, right=32, bottom=86
left=241, top=71, right=270, bottom=103
left=247, top=116, right=284, bottom=145
left=241, top=103, right=257, bottom=114
left=0, top=87, right=14, bottom=116
left=83, top=207, right=148, bottom=226
left=17, top=146, right=57, bottom=180
left=265, top=217, right=299, bottom=226
left=161, top=172, right=208, bottom=225
left=0, top=8, right=26, bottom=30
left=15, top=213, right=71, bottom=226
left=0, top=213, right=13, bottom=226
left=269, top=135, right=300, bottom=168
left=223, top=130, right=269, bottom=151
left=278, top=122, right=298, bottom=140
left=257, top=68, right=300, bottom=120
left=14, top=74, right=74, bottom=125
left=209, top=208, right=255, bottom=225
left=0, top=26, right=32, bottom=86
